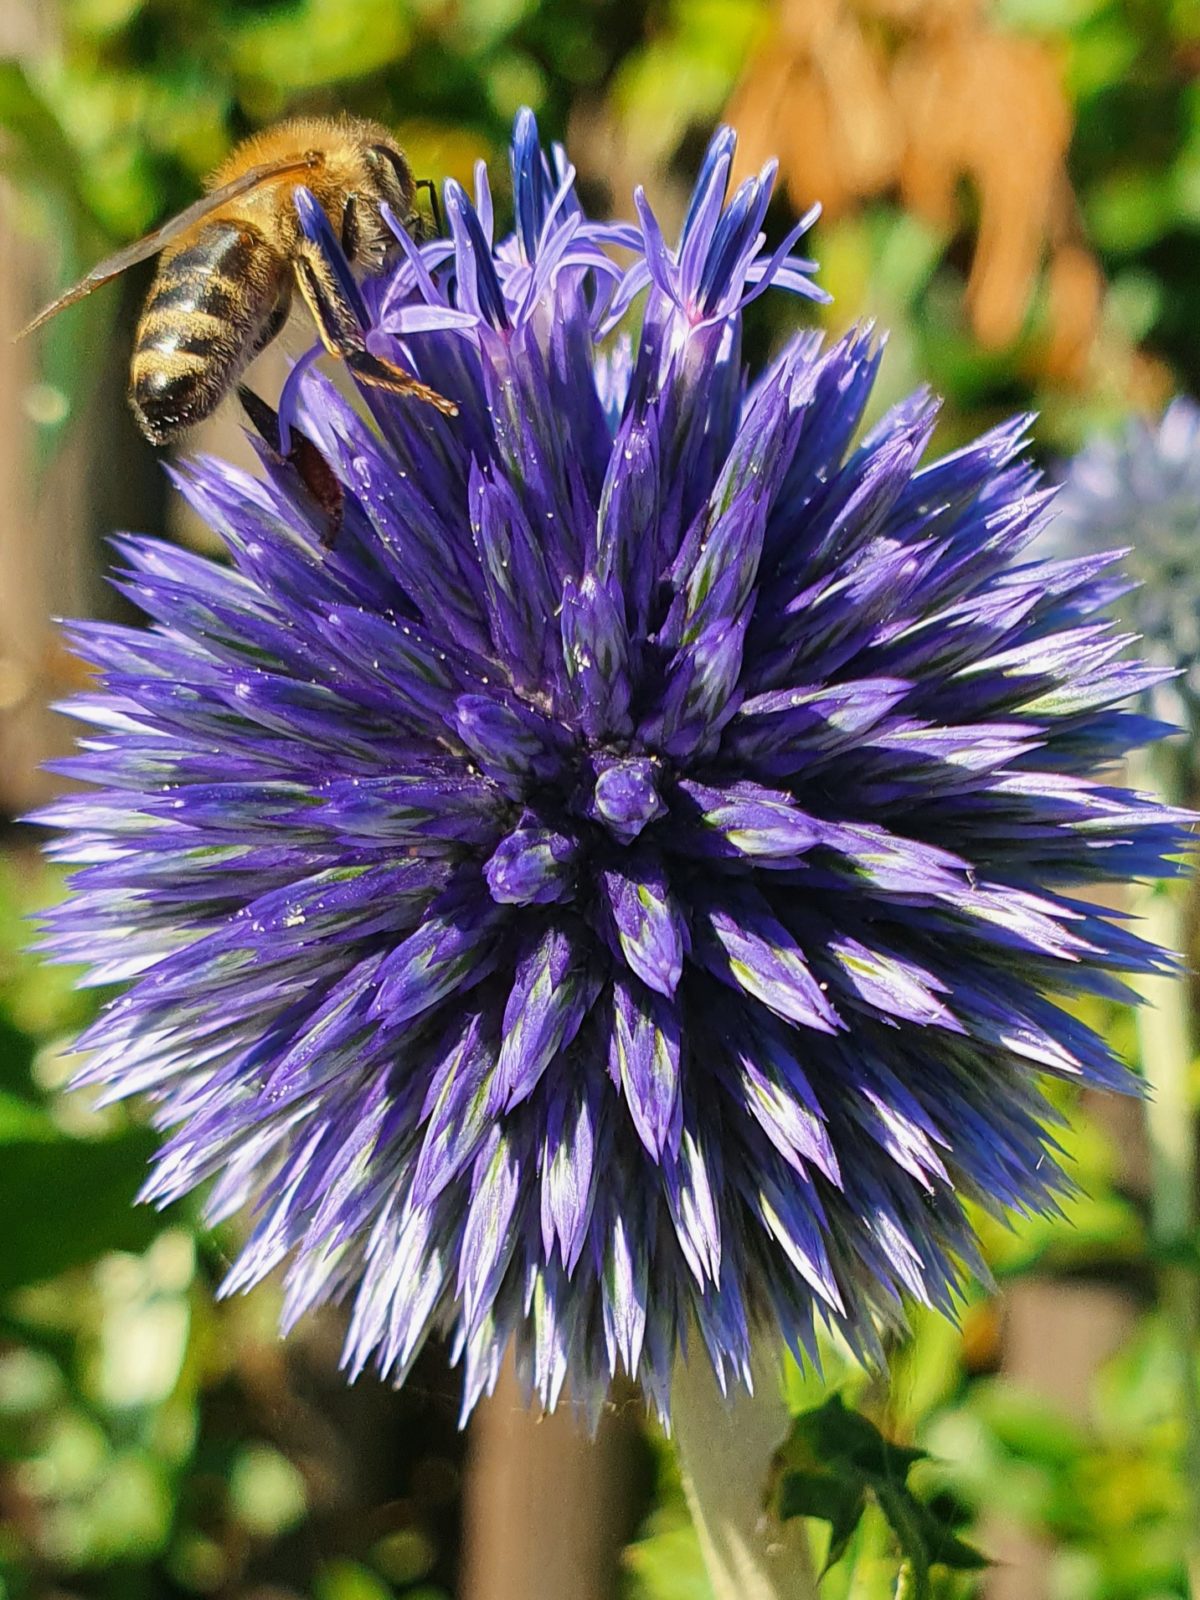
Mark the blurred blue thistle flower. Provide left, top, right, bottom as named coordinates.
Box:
left=1051, top=398, right=1200, bottom=762
left=38, top=111, right=1190, bottom=1423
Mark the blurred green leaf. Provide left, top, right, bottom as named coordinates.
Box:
left=623, top=1524, right=715, bottom=1600
left=0, top=1092, right=57, bottom=1142
left=86, top=1451, right=174, bottom=1561
left=230, top=1443, right=308, bottom=1538
left=0, top=1129, right=163, bottom=1293
left=889, top=1307, right=970, bottom=1425
left=1086, top=169, right=1176, bottom=252
left=970, top=1386, right=1087, bottom=1470
left=315, top=1558, right=395, bottom=1600
left=370, top=1527, right=437, bottom=1586
left=611, top=0, right=763, bottom=170
left=230, top=0, right=413, bottom=93
left=0, top=1016, right=37, bottom=1101
left=71, top=0, right=149, bottom=38
left=0, top=61, right=116, bottom=468
left=0, top=61, right=81, bottom=188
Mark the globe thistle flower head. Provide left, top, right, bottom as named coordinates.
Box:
left=1051, top=397, right=1200, bottom=754
left=39, top=113, right=1190, bottom=1424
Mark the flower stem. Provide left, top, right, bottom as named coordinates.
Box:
left=672, top=1339, right=819, bottom=1600
left=1131, top=866, right=1200, bottom=1596
left=1128, top=744, right=1200, bottom=1593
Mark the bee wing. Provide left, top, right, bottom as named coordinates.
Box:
left=16, top=151, right=325, bottom=339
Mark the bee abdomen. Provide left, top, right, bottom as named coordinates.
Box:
left=130, top=221, right=283, bottom=446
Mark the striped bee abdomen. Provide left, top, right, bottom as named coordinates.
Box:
left=130, top=220, right=288, bottom=446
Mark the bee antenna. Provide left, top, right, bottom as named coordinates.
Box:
left=415, top=178, right=443, bottom=238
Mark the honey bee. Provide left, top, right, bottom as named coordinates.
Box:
left=19, top=115, right=457, bottom=445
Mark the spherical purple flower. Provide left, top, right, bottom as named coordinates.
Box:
left=39, top=112, right=1189, bottom=1422
left=1050, top=398, right=1200, bottom=757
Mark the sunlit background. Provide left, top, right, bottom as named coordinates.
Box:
left=0, top=1, right=1197, bottom=1597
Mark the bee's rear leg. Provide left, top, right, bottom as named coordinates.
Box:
left=293, top=243, right=457, bottom=417
left=237, top=382, right=345, bottom=548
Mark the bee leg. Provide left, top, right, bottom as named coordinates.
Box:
left=415, top=178, right=443, bottom=237
left=237, top=382, right=345, bottom=548
left=237, top=383, right=284, bottom=454
left=293, top=242, right=458, bottom=417
left=340, top=193, right=360, bottom=259
left=290, top=432, right=345, bottom=548
left=250, top=288, right=293, bottom=360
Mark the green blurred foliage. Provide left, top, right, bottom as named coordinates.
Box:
left=0, top=0, right=1198, bottom=1597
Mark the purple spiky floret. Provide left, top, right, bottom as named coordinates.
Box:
left=38, top=109, right=1191, bottom=1423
